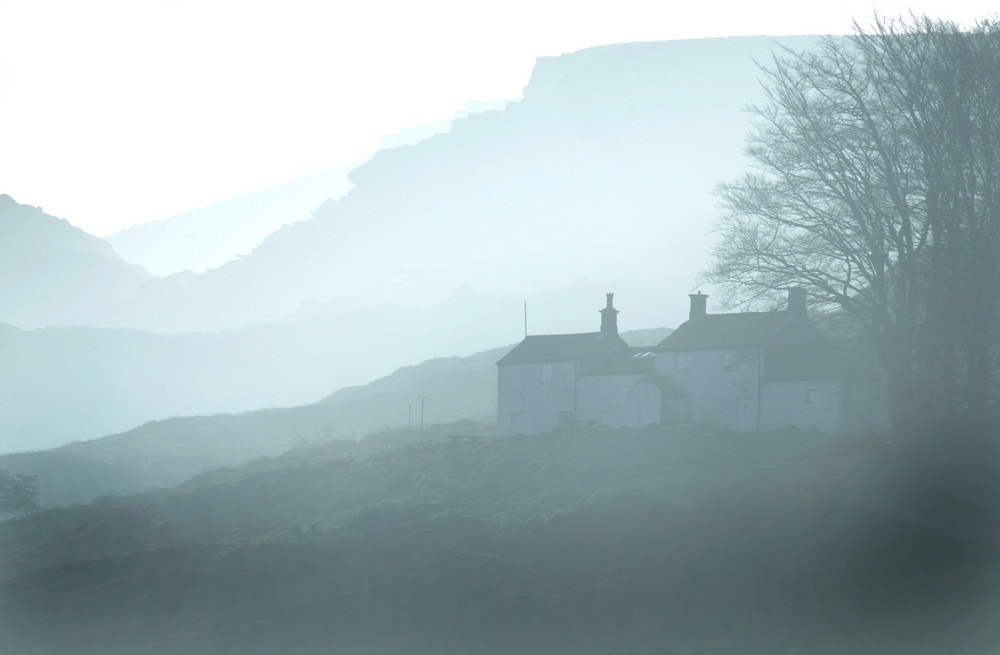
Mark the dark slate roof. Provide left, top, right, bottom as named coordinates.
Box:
left=496, top=332, right=628, bottom=366
left=656, top=311, right=823, bottom=352
left=659, top=311, right=848, bottom=383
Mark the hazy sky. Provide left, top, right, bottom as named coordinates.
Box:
left=2, top=0, right=995, bottom=237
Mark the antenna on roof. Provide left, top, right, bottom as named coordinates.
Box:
left=524, top=301, right=528, bottom=338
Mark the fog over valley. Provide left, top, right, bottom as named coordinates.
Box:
left=3, top=19, right=1000, bottom=655
left=0, top=37, right=818, bottom=452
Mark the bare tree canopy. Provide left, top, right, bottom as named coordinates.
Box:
left=705, top=15, right=1000, bottom=435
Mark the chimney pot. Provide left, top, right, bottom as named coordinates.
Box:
left=600, top=293, right=619, bottom=335
left=787, top=287, right=807, bottom=315
left=689, top=292, right=707, bottom=320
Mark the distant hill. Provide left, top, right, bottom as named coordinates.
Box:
left=103, top=100, right=513, bottom=277
left=104, top=159, right=364, bottom=275
left=0, top=266, right=669, bottom=454
left=93, top=36, right=824, bottom=334
left=2, top=37, right=828, bottom=465
left=0, top=327, right=670, bottom=506
left=0, top=195, right=150, bottom=328
left=0, top=347, right=501, bottom=505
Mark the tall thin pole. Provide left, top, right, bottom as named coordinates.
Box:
left=417, top=392, right=429, bottom=436
left=523, top=301, right=528, bottom=338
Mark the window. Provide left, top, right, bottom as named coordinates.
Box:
left=540, top=363, right=553, bottom=384
left=806, top=389, right=819, bottom=404
left=724, top=352, right=740, bottom=369
left=675, top=354, right=691, bottom=371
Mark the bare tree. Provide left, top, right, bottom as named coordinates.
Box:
left=705, top=15, right=1000, bottom=435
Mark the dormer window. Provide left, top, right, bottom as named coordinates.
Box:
left=675, top=354, right=691, bottom=371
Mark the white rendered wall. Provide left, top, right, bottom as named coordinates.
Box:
left=655, top=349, right=761, bottom=431
left=497, top=361, right=577, bottom=435
left=576, top=374, right=661, bottom=428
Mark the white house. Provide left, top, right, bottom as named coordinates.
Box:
left=496, top=294, right=632, bottom=436
left=496, top=291, right=890, bottom=436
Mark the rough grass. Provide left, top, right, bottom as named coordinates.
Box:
left=1, top=422, right=997, bottom=654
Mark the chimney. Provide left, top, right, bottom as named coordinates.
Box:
left=600, top=293, right=619, bottom=335
left=787, top=287, right=807, bottom=316
left=689, top=292, right=707, bottom=320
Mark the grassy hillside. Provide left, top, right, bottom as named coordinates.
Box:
left=0, top=346, right=505, bottom=507
left=1, top=328, right=671, bottom=507
left=1, top=423, right=997, bottom=655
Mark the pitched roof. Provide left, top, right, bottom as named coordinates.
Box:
left=496, top=332, right=628, bottom=366
left=656, top=311, right=823, bottom=352
left=657, top=310, right=869, bottom=382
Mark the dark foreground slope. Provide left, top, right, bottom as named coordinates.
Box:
left=1, top=425, right=998, bottom=655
